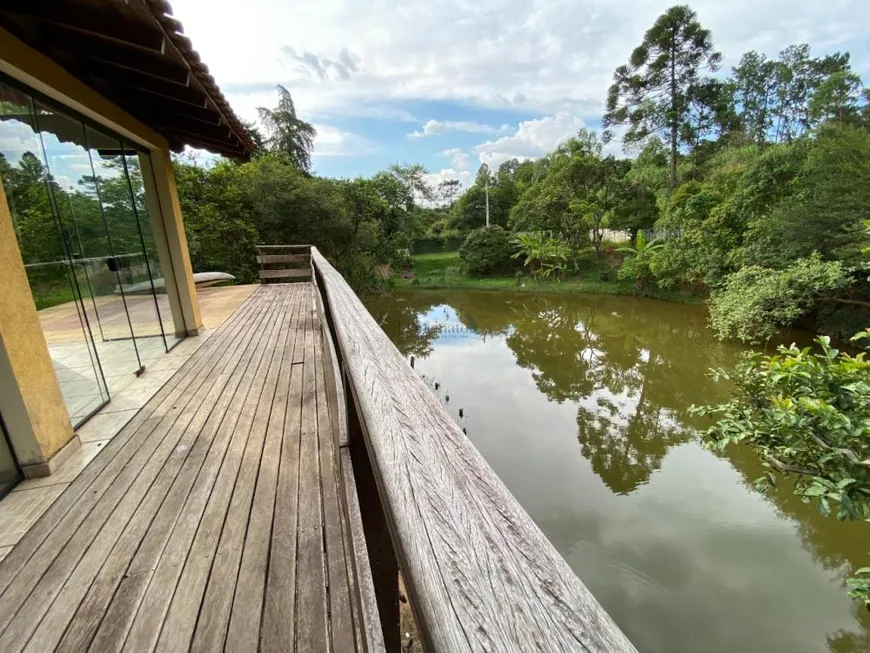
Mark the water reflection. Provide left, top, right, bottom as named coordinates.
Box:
left=364, top=289, right=870, bottom=653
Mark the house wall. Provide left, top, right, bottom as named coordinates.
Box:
left=0, top=29, right=203, bottom=474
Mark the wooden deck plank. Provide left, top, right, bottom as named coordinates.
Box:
left=115, top=286, right=298, bottom=653
left=0, top=283, right=367, bottom=653
left=43, top=290, right=287, bottom=653
left=219, top=288, right=307, bottom=652
left=314, top=327, right=356, bottom=653
left=259, top=329, right=304, bottom=653
left=295, top=300, right=330, bottom=651
left=0, top=292, right=264, bottom=598
left=0, top=293, right=271, bottom=647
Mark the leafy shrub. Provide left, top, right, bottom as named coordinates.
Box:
left=695, top=334, right=870, bottom=606
left=617, top=232, right=663, bottom=292
left=511, top=231, right=570, bottom=280
left=708, top=254, right=850, bottom=343
left=459, top=226, right=515, bottom=275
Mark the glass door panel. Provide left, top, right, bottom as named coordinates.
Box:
left=84, top=126, right=169, bottom=366
left=124, top=151, right=183, bottom=351
left=0, top=418, right=21, bottom=499
left=0, top=81, right=109, bottom=425
left=33, top=101, right=145, bottom=394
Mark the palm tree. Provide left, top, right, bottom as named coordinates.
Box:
left=257, top=85, right=316, bottom=171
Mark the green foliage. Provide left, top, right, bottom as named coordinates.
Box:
left=174, top=149, right=436, bottom=292
left=617, top=232, right=663, bottom=292
left=412, top=234, right=466, bottom=254
left=743, top=123, right=870, bottom=268
left=510, top=131, right=655, bottom=268
left=695, top=334, right=870, bottom=607
left=603, top=5, right=722, bottom=189
left=257, top=85, right=316, bottom=171
left=458, top=226, right=515, bottom=275
left=708, top=255, right=850, bottom=343
left=511, top=231, right=570, bottom=280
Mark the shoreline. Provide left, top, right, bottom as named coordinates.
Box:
left=390, top=251, right=701, bottom=304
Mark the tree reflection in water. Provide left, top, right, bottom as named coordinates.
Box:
left=364, top=288, right=870, bottom=650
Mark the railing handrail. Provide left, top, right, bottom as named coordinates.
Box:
left=311, top=247, right=636, bottom=652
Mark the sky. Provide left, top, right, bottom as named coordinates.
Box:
left=170, top=0, right=870, bottom=187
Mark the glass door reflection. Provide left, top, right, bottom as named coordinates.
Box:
left=0, top=82, right=110, bottom=425
left=35, top=101, right=146, bottom=396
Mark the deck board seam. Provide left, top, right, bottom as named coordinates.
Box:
left=76, top=288, right=286, bottom=652
left=147, top=284, right=297, bottom=653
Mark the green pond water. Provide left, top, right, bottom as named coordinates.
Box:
left=363, top=289, right=870, bottom=653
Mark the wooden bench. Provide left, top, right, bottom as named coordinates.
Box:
left=256, top=244, right=313, bottom=282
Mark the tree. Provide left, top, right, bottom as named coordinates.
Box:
left=617, top=231, right=664, bottom=292
left=808, top=70, right=864, bottom=125
left=257, top=85, right=316, bottom=171
left=241, top=119, right=268, bottom=151
left=603, top=5, right=721, bottom=191
left=436, top=179, right=461, bottom=207
left=510, top=131, right=624, bottom=262
left=458, top=226, right=515, bottom=275
left=388, top=163, right=434, bottom=206
left=608, top=160, right=659, bottom=239
left=733, top=51, right=778, bottom=145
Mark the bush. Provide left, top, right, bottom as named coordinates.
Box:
left=695, top=334, right=870, bottom=607
left=709, top=254, right=850, bottom=343
left=458, top=226, right=515, bottom=275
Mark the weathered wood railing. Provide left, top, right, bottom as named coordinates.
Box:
left=308, top=245, right=637, bottom=652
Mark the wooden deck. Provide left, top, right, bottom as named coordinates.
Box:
left=0, top=284, right=363, bottom=652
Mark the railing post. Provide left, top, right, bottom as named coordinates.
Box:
left=344, top=367, right=401, bottom=653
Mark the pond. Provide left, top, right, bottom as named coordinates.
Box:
left=363, top=289, right=870, bottom=653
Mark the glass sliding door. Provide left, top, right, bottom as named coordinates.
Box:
left=35, top=101, right=147, bottom=393
left=82, top=125, right=170, bottom=368
left=0, top=81, right=110, bottom=424
left=0, top=75, right=187, bottom=427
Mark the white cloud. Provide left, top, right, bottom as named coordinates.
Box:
left=407, top=120, right=503, bottom=139
left=440, top=148, right=471, bottom=170
left=170, top=0, right=870, bottom=126
left=475, top=113, right=586, bottom=168
left=311, top=123, right=375, bottom=157
left=422, top=168, right=473, bottom=192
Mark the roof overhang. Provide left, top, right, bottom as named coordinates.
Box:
left=0, top=0, right=256, bottom=159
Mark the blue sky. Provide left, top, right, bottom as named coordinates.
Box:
left=171, top=0, right=870, bottom=188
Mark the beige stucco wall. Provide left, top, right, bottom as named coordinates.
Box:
left=0, top=181, right=74, bottom=467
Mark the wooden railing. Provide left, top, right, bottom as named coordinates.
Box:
left=309, top=246, right=637, bottom=652
left=255, top=244, right=313, bottom=282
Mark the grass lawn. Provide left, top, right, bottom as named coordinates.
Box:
left=393, top=251, right=700, bottom=302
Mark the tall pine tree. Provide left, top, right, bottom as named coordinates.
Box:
left=603, top=5, right=721, bottom=191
